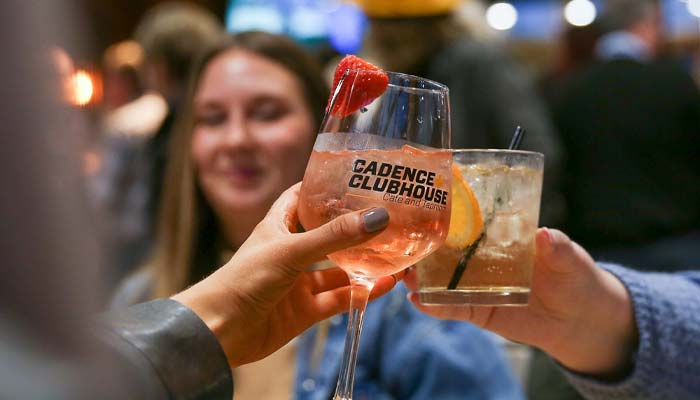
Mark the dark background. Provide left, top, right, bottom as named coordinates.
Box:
left=76, top=0, right=226, bottom=60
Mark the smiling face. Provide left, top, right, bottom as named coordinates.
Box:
left=191, top=49, right=316, bottom=226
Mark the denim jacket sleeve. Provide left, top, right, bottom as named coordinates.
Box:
left=96, top=299, right=233, bottom=400
left=561, top=264, right=700, bottom=399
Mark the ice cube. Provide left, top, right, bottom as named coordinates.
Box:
left=486, top=213, right=523, bottom=247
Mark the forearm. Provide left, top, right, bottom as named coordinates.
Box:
left=546, top=265, right=638, bottom=378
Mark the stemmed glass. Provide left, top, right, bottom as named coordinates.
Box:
left=298, top=69, right=452, bottom=399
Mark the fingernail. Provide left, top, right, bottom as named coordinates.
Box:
left=537, top=227, right=553, bottom=255
left=540, top=227, right=552, bottom=245
left=362, top=207, right=389, bottom=233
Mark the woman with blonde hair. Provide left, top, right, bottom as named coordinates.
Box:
left=113, top=31, right=523, bottom=399
left=115, top=31, right=328, bottom=302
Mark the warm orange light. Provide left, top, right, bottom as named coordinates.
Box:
left=72, top=70, right=94, bottom=106
left=103, top=40, right=144, bottom=70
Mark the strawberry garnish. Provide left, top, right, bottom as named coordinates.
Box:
left=328, top=55, right=389, bottom=118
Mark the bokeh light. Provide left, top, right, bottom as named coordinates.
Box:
left=486, top=2, right=519, bottom=31
left=564, top=0, right=597, bottom=27
left=688, top=0, right=700, bottom=18
left=72, top=70, right=94, bottom=107
left=226, top=4, right=284, bottom=33
left=327, top=3, right=366, bottom=54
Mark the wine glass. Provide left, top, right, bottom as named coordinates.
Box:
left=298, top=69, right=452, bottom=400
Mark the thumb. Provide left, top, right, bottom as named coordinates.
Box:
left=290, top=207, right=389, bottom=267
left=536, top=228, right=595, bottom=274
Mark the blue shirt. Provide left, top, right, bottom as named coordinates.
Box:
left=294, top=284, right=525, bottom=400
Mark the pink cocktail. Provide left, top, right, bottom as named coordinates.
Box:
left=299, top=137, right=451, bottom=278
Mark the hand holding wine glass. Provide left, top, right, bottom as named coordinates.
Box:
left=173, top=183, right=399, bottom=368
left=297, top=56, right=453, bottom=400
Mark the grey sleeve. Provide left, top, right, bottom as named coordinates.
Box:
left=96, top=299, right=233, bottom=400
left=561, top=264, right=700, bottom=400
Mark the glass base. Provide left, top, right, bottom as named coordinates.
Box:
left=419, top=289, right=529, bottom=306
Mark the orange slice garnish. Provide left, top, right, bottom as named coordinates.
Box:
left=445, top=164, right=483, bottom=249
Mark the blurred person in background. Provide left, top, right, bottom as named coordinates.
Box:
left=112, top=31, right=525, bottom=400
left=539, top=22, right=603, bottom=107
left=99, top=40, right=165, bottom=139
left=93, top=1, right=224, bottom=287
left=357, top=0, right=564, bottom=227
left=101, top=40, right=144, bottom=112
left=1, top=1, right=402, bottom=398
left=552, top=0, right=700, bottom=271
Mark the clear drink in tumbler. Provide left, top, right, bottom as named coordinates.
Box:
left=416, top=149, right=544, bottom=306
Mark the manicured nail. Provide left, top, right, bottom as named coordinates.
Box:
left=362, top=207, right=389, bottom=233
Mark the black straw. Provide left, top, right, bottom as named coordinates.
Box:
left=508, top=126, right=526, bottom=150
left=447, top=125, right=527, bottom=290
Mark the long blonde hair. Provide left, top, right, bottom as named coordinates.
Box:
left=148, top=31, right=329, bottom=298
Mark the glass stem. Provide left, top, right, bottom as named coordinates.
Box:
left=333, top=275, right=375, bottom=400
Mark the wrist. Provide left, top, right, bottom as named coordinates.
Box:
left=172, top=278, right=242, bottom=365
left=548, top=268, right=638, bottom=378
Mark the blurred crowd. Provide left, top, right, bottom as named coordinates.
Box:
left=6, top=0, right=700, bottom=399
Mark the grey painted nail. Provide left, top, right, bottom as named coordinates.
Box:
left=362, top=207, right=389, bottom=233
